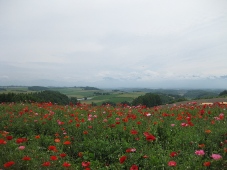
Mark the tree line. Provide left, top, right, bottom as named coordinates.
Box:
left=0, top=90, right=77, bottom=105
left=101, top=93, right=186, bottom=107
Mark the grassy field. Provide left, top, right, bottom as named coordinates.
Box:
left=1, top=86, right=225, bottom=106
left=0, top=87, right=34, bottom=93
left=0, top=87, right=146, bottom=105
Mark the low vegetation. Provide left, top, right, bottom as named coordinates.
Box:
left=0, top=101, right=226, bottom=169
left=219, top=90, right=227, bottom=97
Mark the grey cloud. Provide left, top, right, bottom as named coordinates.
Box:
left=0, top=0, right=227, bottom=88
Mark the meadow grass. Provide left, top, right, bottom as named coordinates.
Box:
left=0, top=102, right=226, bottom=169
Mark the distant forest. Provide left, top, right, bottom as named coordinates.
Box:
left=0, top=90, right=77, bottom=105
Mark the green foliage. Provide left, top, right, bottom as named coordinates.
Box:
left=158, top=93, right=187, bottom=104
left=69, top=97, right=78, bottom=104
left=0, top=90, right=77, bottom=105
left=32, top=90, right=70, bottom=105
left=80, top=86, right=100, bottom=90
left=219, top=90, right=227, bottom=96
left=184, top=90, right=218, bottom=99
left=94, top=92, right=110, bottom=95
left=132, top=93, right=162, bottom=107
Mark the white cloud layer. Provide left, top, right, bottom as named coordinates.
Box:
left=0, top=0, right=227, bottom=88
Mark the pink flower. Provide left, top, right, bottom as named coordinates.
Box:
left=168, top=161, right=177, bottom=166
left=18, top=146, right=25, bottom=150
left=195, top=150, right=205, bottom=156
left=181, top=123, right=188, bottom=127
left=145, top=113, right=151, bottom=117
left=126, top=148, right=136, bottom=153
left=214, top=117, right=221, bottom=120
left=171, top=124, right=175, bottom=127
left=82, top=161, right=90, bottom=167
left=211, top=154, right=222, bottom=160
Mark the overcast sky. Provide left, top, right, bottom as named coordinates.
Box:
left=0, top=0, right=227, bottom=88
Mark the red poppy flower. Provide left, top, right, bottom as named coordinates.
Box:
left=143, top=155, right=149, bottom=158
left=55, top=138, right=60, bottom=143
left=42, top=161, right=51, bottom=167
left=22, top=156, right=31, bottom=161
left=82, top=161, right=90, bottom=167
left=50, top=155, right=58, bottom=161
left=168, top=161, right=177, bottom=167
left=170, top=151, right=178, bottom=157
left=78, top=152, right=83, bottom=157
left=63, top=141, right=71, bottom=145
left=48, top=145, right=57, bottom=151
left=146, top=135, right=156, bottom=141
left=203, top=161, right=211, bottom=167
left=126, top=148, right=136, bottom=153
left=83, top=131, right=88, bottom=135
left=119, top=155, right=127, bottom=164
left=4, top=161, right=15, bottom=168
left=35, top=135, right=40, bottom=139
left=122, top=118, right=128, bottom=122
left=16, top=138, right=27, bottom=144
left=143, top=132, right=156, bottom=141
left=130, top=164, right=139, bottom=170
left=63, top=162, right=71, bottom=167
left=6, top=136, right=13, bottom=140
left=130, top=130, right=138, bottom=135
left=0, top=138, right=7, bottom=144
left=60, top=153, right=67, bottom=158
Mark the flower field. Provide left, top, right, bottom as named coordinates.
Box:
left=0, top=102, right=227, bottom=169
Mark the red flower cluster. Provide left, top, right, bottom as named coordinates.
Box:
left=0, top=138, right=7, bottom=144
left=16, top=138, right=27, bottom=144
